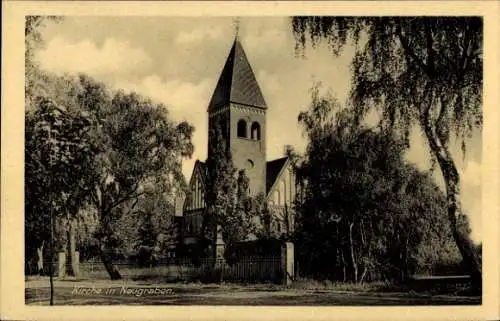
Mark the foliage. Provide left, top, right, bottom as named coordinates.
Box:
left=222, top=170, right=258, bottom=263
left=24, top=16, right=100, bottom=277
left=117, top=192, right=179, bottom=264
left=24, top=15, right=194, bottom=279
left=291, top=16, right=482, bottom=282
left=295, top=87, right=463, bottom=282
left=25, top=96, right=97, bottom=276
left=25, top=16, right=62, bottom=110
left=253, top=193, right=274, bottom=239
left=203, top=123, right=258, bottom=262
left=200, top=122, right=237, bottom=260
left=255, top=201, right=295, bottom=241
left=72, top=75, right=193, bottom=278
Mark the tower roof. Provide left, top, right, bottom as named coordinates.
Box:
left=208, top=38, right=267, bottom=112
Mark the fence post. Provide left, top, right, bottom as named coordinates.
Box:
left=281, top=242, right=294, bottom=285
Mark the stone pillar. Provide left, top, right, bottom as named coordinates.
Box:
left=71, top=251, right=80, bottom=277
left=58, top=251, right=66, bottom=278
left=281, top=242, right=294, bottom=285
left=215, top=225, right=225, bottom=266
left=36, top=243, right=44, bottom=275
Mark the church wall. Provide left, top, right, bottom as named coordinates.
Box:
left=268, top=163, right=297, bottom=235
left=229, top=103, right=267, bottom=196
left=184, top=163, right=206, bottom=212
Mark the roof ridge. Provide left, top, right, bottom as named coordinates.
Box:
left=227, top=39, right=236, bottom=107
left=267, top=156, right=289, bottom=163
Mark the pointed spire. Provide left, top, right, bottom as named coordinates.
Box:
left=208, top=31, right=267, bottom=112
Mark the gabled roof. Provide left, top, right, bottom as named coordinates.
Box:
left=191, top=160, right=208, bottom=187
left=208, top=38, right=267, bottom=112
left=266, top=157, right=289, bottom=195
left=182, top=160, right=208, bottom=213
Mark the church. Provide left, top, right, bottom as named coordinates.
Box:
left=177, top=35, right=298, bottom=260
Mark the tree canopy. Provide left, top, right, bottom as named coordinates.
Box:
left=295, top=87, right=464, bottom=282
left=24, top=17, right=194, bottom=280
left=292, top=16, right=482, bottom=285
left=201, top=123, right=259, bottom=263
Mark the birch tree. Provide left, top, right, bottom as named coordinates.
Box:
left=292, top=16, right=482, bottom=286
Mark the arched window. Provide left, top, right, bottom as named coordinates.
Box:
left=280, top=180, right=286, bottom=206
left=237, top=119, right=247, bottom=138
left=274, top=190, right=280, bottom=206
left=251, top=122, right=261, bottom=140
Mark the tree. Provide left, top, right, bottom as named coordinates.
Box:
left=203, top=123, right=258, bottom=263
left=25, top=16, right=62, bottom=111
left=202, top=123, right=237, bottom=260
left=24, top=17, right=194, bottom=281
left=25, top=97, right=96, bottom=306
left=138, top=193, right=179, bottom=259
left=257, top=202, right=295, bottom=241
left=25, top=16, right=88, bottom=281
left=253, top=193, right=273, bottom=239
left=292, top=16, right=482, bottom=285
left=252, top=146, right=301, bottom=242
left=222, top=169, right=258, bottom=263
left=119, top=192, right=179, bottom=265
left=134, top=212, right=158, bottom=267
left=295, top=87, right=458, bottom=282
left=203, top=123, right=231, bottom=253
left=74, top=76, right=194, bottom=279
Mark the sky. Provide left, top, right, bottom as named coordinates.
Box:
left=36, top=16, right=482, bottom=242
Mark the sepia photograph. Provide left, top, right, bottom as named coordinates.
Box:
left=2, top=1, right=499, bottom=320
left=23, top=14, right=484, bottom=306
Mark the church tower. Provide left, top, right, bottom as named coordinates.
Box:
left=207, top=37, right=267, bottom=196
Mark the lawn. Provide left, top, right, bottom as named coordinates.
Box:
left=25, top=277, right=481, bottom=305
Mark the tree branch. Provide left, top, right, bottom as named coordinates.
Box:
left=396, top=23, right=429, bottom=77
left=107, top=185, right=146, bottom=215
left=425, top=23, right=436, bottom=77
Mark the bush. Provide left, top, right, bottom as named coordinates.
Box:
left=131, top=246, right=158, bottom=267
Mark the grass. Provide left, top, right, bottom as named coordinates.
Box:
left=285, top=278, right=388, bottom=292
left=25, top=276, right=481, bottom=306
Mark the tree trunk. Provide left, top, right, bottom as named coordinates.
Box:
left=359, top=265, right=368, bottom=284
left=348, top=222, right=358, bottom=283
left=340, top=250, right=347, bottom=282
left=99, top=241, right=122, bottom=280
left=423, top=110, right=482, bottom=290
left=402, top=237, right=410, bottom=281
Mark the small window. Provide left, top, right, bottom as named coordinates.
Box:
left=245, top=159, right=254, bottom=170
left=251, top=122, right=261, bottom=140
left=237, top=119, right=247, bottom=138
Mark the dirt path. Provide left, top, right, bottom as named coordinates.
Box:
left=25, top=279, right=481, bottom=306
